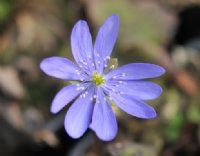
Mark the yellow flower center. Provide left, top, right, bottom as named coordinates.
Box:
left=92, top=72, right=105, bottom=86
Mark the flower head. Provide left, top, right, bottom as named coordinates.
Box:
left=40, top=14, right=165, bottom=141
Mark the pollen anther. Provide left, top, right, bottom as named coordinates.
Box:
left=92, top=72, right=105, bottom=86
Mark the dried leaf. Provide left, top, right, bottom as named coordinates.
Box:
left=0, top=66, right=25, bottom=99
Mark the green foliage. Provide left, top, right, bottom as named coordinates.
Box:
left=187, top=103, right=200, bottom=123
left=164, top=111, right=184, bottom=142
left=0, top=0, right=12, bottom=22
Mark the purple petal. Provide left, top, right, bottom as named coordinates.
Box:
left=94, top=14, right=119, bottom=74
left=71, top=20, right=94, bottom=74
left=51, top=84, right=89, bottom=114
left=40, top=57, right=85, bottom=80
left=110, top=93, right=156, bottom=119
left=105, top=80, right=162, bottom=100
left=90, top=88, right=117, bottom=141
left=64, top=87, right=95, bottom=139
left=105, top=63, right=165, bottom=80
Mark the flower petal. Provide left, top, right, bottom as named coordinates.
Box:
left=40, top=57, right=85, bottom=80
left=105, top=63, right=165, bottom=80
left=110, top=93, right=156, bottom=119
left=51, top=84, right=89, bottom=113
left=94, top=14, right=119, bottom=74
left=64, top=87, right=95, bottom=139
left=90, top=88, right=117, bottom=141
left=71, top=20, right=94, bottom=74
left=105, top=80, right=162, bottom=100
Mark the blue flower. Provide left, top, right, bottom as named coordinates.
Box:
left=40, top=14, right=165, bottom=141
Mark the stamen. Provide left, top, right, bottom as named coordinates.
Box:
left=110, top=65, right=115, bottom=69
left=97, top=61, right=101, bottom=65
left=121, top=73, right=126, bottom=77
left=120, top=91, right=124, bottom=95
left=92, top=72, right=105, bottom=86
left=106, top=56, right=110, bottom=60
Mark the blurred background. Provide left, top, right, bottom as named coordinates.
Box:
left=0, top=0, right=200, bottom=156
